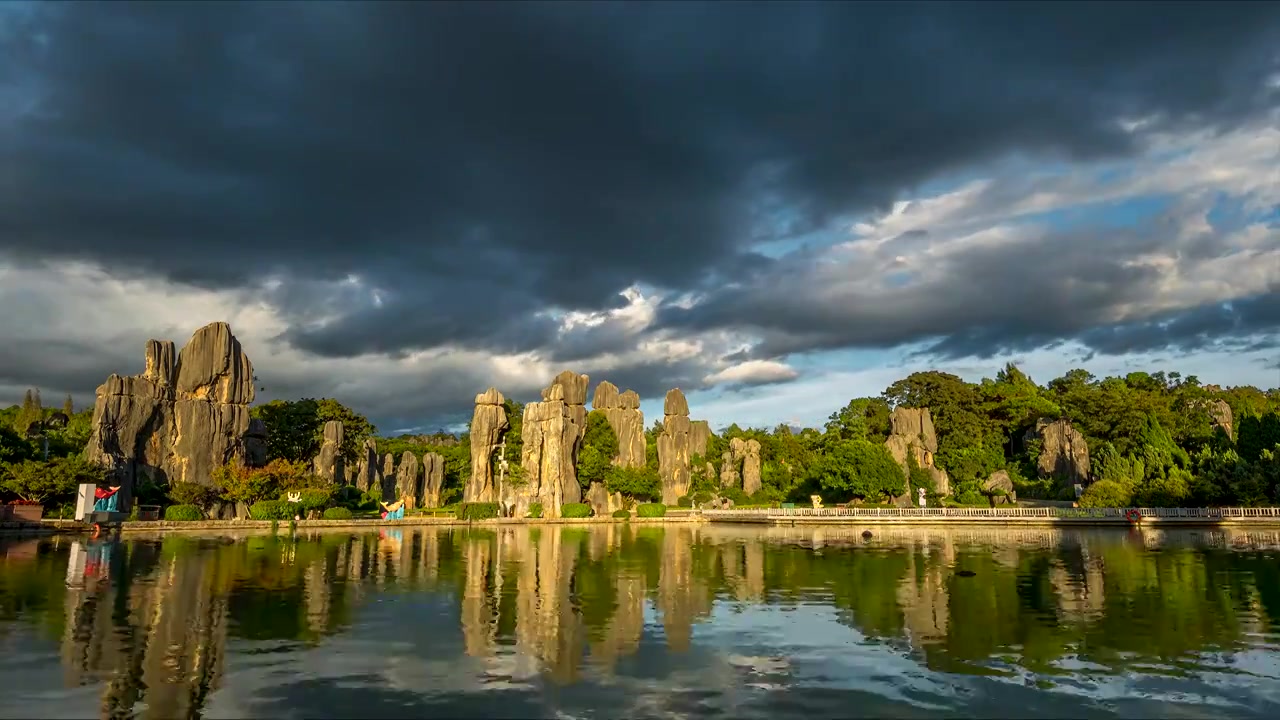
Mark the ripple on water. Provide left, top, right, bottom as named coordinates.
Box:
left=5, top=526, right=1280, bottom=718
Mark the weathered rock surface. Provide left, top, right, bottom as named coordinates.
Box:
left=719, top=450, right=739, bottom=488
left=717, top=439, right=762, bottom=494
left=984, top=469, right=1017, bottom=505
left=658, top=389, right=692, bottom=505
left=690, top=421, right=711, bottom=459
left=514, top=373, right=590, bottom=517
left=86, top=323, right=258, bottom=504
left=395, top=451, right=421, bottom=508
left=884, top=406, right=951, bottom=497
left=731, top=437, right=763, bottom=496
left=591, top=381, right=646, bottom=468
left=585, top=481, right=624, bottom=517
left=544, top=371, right=589, bottom=499
left=244, top=419, right=269, bottom=468
left=380, top=453, right=397, bottom=501
left=422, top=452, right=445, bottom=508
left=466, top=388, right=509, bottom=503
left=1201, top=398, right=1234, bottom=439
left=312, top=420, right=345, bottom=484
left=354, top=438, right=379, bottom=493
left=1025, top=418, right=1090, bottom=487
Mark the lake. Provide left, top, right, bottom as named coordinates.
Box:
left=1, top=524, right=1279, bottom=719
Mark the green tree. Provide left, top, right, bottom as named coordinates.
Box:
left=252, top=398, right=375, bottom=465
left=810, top=439, right=905, bottom=502
left=576, top=410, right=620, bottom=490
left=605, top=465, right=661, bottom=501
left=0, top=427, right=36, bottom=464
left=62, top=394, right=74, bottom=417
left=2, top=456, right=107, bottom=505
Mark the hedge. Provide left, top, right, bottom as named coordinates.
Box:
left=611, top=509, right=631, bottom=519
left=636, top=503, right=666, bottom=518
left=460, top=502, right=500, bottom=521
left=322, top=507, right=354, bottom=520
left=250, top=500, right=295, bottom=520
left=692, top=491, right=713, bottom=505
left=677, top=495, right=693, bottom=507
left=528, top=502, right=544, bottom=519
left=164, top=504, right=204, bottom=522
left=561, top=503, right=592, bottom=518
left=281, top=487, right=334, bottom=512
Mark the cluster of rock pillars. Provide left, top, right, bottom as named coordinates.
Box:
left=84, top=323, right=1109, bottom=518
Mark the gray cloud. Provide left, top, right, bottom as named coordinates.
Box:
left=3, top=1, right=1277, bottom=361
left=2, top=2, right=1279, bottom=429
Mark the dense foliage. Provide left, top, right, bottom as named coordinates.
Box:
left=322, top=507, right=354, bottom=520
left=164, top=504, right=205, bottom=521
left=636, top=503, right=666, bottom=518
left=562, top=503, right=592, bottom=518
left=3, top=363, right=1278, bottom=514
left=459, top=502, right=500, bottom=521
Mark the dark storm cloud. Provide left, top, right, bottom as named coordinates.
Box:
left=4, top=1, right=1278, bottom=361
left=660, top=220, right=1175, bottom=357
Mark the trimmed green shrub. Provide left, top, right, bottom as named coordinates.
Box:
left=561, top=503, right=592, bottom=518
left=692, top=491, right=713, bottom=505
left=250, top=500, right=294, bottom=520
left=611, top=508, right=631, bottom=519
left=528, top=502, right=544, bottom=519
left=281, top=487, right=333, bottom=512
left=460, top=502, right=500, bottom=521
left=164, top=504, right=204, bottom=522
left=636, top=503, right=666, bottom=518
left=322, top=507, right=354, bottom=520
left=677, top=495, right=693, bottom=507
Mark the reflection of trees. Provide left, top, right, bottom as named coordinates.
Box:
left=3, top=524, right=1279, bottom=715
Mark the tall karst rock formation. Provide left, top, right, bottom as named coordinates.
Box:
left=512, top=371, right=590, bottom=517
left=591, top=382, right=645, bottom=468
left=726, top=437, right=763, bottom=496
left=658, top=389, right=692, bottom=505
left=86, top=322, right=259, bottom=504
left=311, top=420, right=345, bottom=484
left=884, top=407, right=951, bottom=498
left=1025, top=418, right=1091, bottom=488
left=466, top=388, right=509, bottom=503
left=584, top=381, right=646, bottom=516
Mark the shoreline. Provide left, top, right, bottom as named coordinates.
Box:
left=7, top=509, right=1280, bottom=537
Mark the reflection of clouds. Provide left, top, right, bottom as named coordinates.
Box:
left=9, top=525, right=1280, bottom=719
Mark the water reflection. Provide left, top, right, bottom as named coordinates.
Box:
left=1, top=525, right=1279, bottom=718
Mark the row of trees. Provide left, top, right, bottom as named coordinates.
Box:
left=5, top=364, right=1280, bottom=511
left=0, top=395, right=103, bottom=509
left=455, top=365, right=1280, bottom=508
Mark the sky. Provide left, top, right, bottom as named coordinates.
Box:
left=0, top=1, right=1278, bottom=435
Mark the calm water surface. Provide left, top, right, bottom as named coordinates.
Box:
left=2, top=525, right=1279, bottom=719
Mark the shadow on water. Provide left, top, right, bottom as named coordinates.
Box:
left=1, top=525, right=1280, bottom=719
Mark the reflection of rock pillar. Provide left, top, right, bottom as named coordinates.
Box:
left=744, top=542, right=765, bottom=600
left=305, top=562, right=330, bottom=634
left=461, top=536, right=496, bottom=658
left=721, top=544, right=745, bottom=601
left=897, top=548, right=949, bottom=647
left=589, top=574, right=645, bottom=674
left=422, top=530, right=440, bottom=582
left=658, top=528, right=698, bottom=652
left=515, top=528, right=540, bottom=654
left=136, top=552, right=228, bottom=720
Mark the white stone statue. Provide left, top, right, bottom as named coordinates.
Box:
left=917, top=487, right=927, bottom=508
